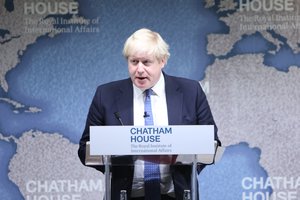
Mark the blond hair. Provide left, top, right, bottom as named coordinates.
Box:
left=123, top=28, right=170, bottom=62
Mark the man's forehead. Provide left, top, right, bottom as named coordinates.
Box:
left=128, top=53, right=155, bottom=60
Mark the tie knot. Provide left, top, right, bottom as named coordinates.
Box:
left=145, top=89, right=152, bottom=97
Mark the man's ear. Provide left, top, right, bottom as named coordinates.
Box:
left=160, top=59, right=166, bottom=69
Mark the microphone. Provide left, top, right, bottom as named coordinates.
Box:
left=143, top=111, right=149, bottom=118
left=114, top=112, right=124, bottom=125
left=112, top=112, right=129, bottom=159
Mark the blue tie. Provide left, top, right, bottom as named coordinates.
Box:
left=144, top=89, right=161, bottom=200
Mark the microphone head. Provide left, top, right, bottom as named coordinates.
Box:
left=114, top=112, right=120, bottom=118
left=114, top=112, right=124, bottom=125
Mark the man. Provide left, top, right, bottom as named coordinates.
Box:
left=78, top=28, right=220, bottom=200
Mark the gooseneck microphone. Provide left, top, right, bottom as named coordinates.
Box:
left=114, top=112, right=124, bottom=125
left=113, top=112, right=128, bottom=159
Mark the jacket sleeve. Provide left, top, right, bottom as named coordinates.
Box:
left=78, top=86, right=105, bottom=172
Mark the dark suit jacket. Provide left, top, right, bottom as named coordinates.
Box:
left=78, top=72, right=219, bottom=200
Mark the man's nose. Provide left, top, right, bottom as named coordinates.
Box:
left=137, top=62, right=145, bottom=72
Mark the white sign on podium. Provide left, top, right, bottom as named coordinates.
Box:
left=90, top=125, right=214, bottom=156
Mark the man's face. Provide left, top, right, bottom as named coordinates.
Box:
left=128, top=52, right=165, bottom=90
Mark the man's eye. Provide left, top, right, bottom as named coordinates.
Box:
left=130, top=60, right=138, bottom=65
left=142, top=60, right=151, bottom=66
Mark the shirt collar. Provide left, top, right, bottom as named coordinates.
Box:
left=132, top=72, right=165, bottom=97
left=151, top=72, right=165, bottom=97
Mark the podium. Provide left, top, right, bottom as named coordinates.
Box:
left=85, top=125, right=222, bottom=200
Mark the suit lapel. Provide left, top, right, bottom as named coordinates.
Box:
left=115, top=79, right=134, bottom=125
left=164, top=74, right=183, bottom=125
left=114, top=75, right=183, bottom=125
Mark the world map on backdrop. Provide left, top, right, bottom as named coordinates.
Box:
left=0, top=0, right=299, bottom=199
